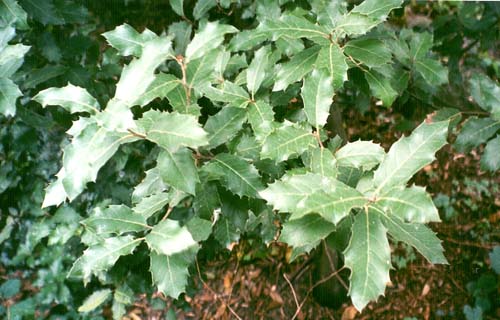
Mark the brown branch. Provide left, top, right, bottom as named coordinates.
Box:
left=176, top=55, right=192, bottom=105
left=283, top=274, right=300, bottom=315
left=127, top=128, right=146, bottom=139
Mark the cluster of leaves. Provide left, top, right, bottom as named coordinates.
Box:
left=1, top=0, right=498, bottom=318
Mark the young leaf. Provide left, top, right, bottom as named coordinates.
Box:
left=204, top=107, right=247, bottom=149
left=0, top=77, right=21, bottom=117
left=375, top=185, right=440, bottom=223
left=146, top=219, right=198, bottom=256
left=33, top=83, right=100, bottom=114
left=185, top=21, right=237, bottom=61
left=139, top=110, right=208, bottom=152
left=481, top=135, right=500, bottom=172
left=301, top=68, right=334, bottom=129
left=78, top=289, right=111, bottom=313
left=344, top=209, right=391, bottom=312
left=68, top=236, right=142, bottom=285
left=247, top=45, right=270, bottom=97
left=102, top=23, right=157, bottom=57
left=415, top=58, right=448, bottom=86
left=202, top=153, right=264, bottom=198
left=372, top=205, right=447, bottom=264
left=316, top=42, right=349, bottom=90
left=335, top=140, right=385, bottom=170
left=83, top=205, right=148, bottom=235
left=273, top=45, right=321, bottom=92
left=373, top=119, right=449, bottom=195
left=344, top=39, right=392, bottom=67
left=261, top=125, right=316, bottom=162
left=454, top=117, right=500, bottom=153
left=157, top=148, right=199, bottom=195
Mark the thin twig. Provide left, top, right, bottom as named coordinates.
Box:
left=283, top=274, right=300, bottom=314
left=444, top=237, right=496, bottom=249
left=313, top=130, right=324, bottom=148
left=195, top=259, right=243, bottom=320
left=160, top=207, right=173, bottom=222
left=127, top=128, right=146, bottom=139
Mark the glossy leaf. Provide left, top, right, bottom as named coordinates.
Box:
left=364, top=69, right=398, bottom=107
left=146, top=219, right=198, bottom=256
left=0, top=77, right=21, bottom=116
left=157, top=148, right=199, bottom=195
left=102, top=23, right=157, bottom=57
left=33, top=83, right=100, bottom=114
left=344, top=209, right=391, bottom=311
left=307, top=147, right=338, bottom=178
left=133, top=73, right=179, bottom=107
left=373, top=120, right=449, bottom=195
left=415, top=58, right=448, bottom=86
left=247, top=45, right=270, bottom=97
left=202, top=153, right=264, bottom=198
left=301, top=68, right=334, bottom=129
left=78, top=289, right=111, bottom=313
left=335, top=140, right=385, bottom=170
left=279, top=214, right=335, bottom=255
left=273, top=45, right=321, bottom=92
left=0, top=0, right=28, bottom=29
left=83, top=205, right=148, bottom=235
left=185, top=21, right=237, bottom=61
left=261, top=125, right=316, bottom=162
left=481, top=135, right=500, bottom=172
left=454, top=117, right=500, bottom=153
left=204, top=107, right=247, bottom=149
left=247, top=100, right=275, bottom=141
left=139, top=110, right=208, bottom=152
left=260, top=14, right=329, bottom=43
left=469, top=73, right=500, bottom=120
left=316, top=42, right=348, bottom=90
left=344, top=39, right=392, bottom=67
left=351, top=0, right=403, bottom=21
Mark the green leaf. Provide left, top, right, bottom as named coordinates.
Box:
left=150, top=248, right=197, bottom=298
left=489, top=246, right=500, bottom=275
left=247, top=45, right=271, bottom=97
left=307, top=147, right=338, bottom=178
left=139, top=110, right=208, bottom=152
left=415, top=58, right=448, bottom=86
left=376, top=185, right=440, bottom=223
left=202, top=153, right=264, bottom=198
left=247, top=100, right=275, bottom=141
left=133, top=192, right=170, bottom=218
left=469, top=73, right=500, bottom=120
left=316, top=42, right=348, bottom=90
left=146, top=219, right=198, bottom=256
left=454, top=117, right=500, bottom=153
left=0, top=43, right=30, bottom=77
left=204, top=107, right=247, bottom=149
left=335, top=140, right=385, bottom=170
left=344, top=39, right=392, bottom=68
left=201, top=81, right=250, bottom=107
left=169, top=0, right=184, bottom=16
left=344, top=208, right=391, bottom=312
left=335, top=13, right=378, bottom=37
left=364, top=68, right=398, bottom=107
left=481, top=135, right=500, bottom=172
left=0, top=278, right=20, bottom=299
left=260, top=172, right=366, bottom=224
left=115, top=37, right=173, bottom=106
left=133, top=73, right=179, bottom=107
left=301, top=68, right=334, bottom=129
left=279, top=214, right=335, bottom=255
left=186, top=49, right=219, bottom=90
left=193, top=180, right=220, bottom=219
left=78, top=289, right=111, bottom=313
left=33, top=83, right=100, bottom=114
left=43, top=122, right=137, bottom=205
left=261, top=124, right=316, bottom=162
left=68, top=236, right=142, bottom=285
left=373, top=120, right=449, bottom=195
left=351, top=0, right=403, bottom=21
left=273, top=45, right=321, bottom=92
left=102, top=23, right=158, bottom=57
left=409, top=31, right=433, bottom=61
left=0, top=0, right=28, bottom=30
left=82, top=205, right=149, bottom=235
left=0, top=77, right=21, bottom=117
left=157, top=148, right=199, bottom=195
left=228, top=28, right=268, bottom=51
left=193, top=0, right=216, bottom=20
left=132, top=167, right=167, bottom=202
left=185, top=21, right=237, bottom=61
left=371, top=205, right=447, bottom=264
left=260, top=14, right=329, bottom=44
left=20, top=0, right=64, bottom=25
left=186, top=216, right=213, bottom=242
left=22, top=64, right=67, bottom=89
